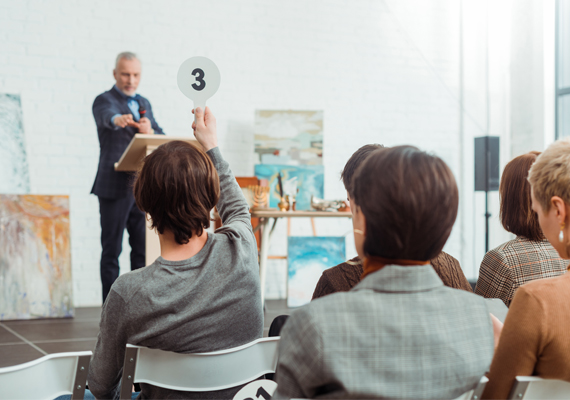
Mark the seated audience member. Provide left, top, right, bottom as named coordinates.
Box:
left=483, top=139, right=570, bottom=399
left=273, top=146, right=495, bottom=399
left=312, top=144, right=472, bottom=300
left=87, top=107, right=263, bottom=399
left=475, top=151, right=567, bottom=307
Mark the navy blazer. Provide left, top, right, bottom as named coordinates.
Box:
left=91, top=86, right=164, bottom=199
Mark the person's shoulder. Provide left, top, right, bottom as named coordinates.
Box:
left=519, top=272, right=569, bottom=295
left=110, top=265, right=151, bottom=299
left=93, top=88, right=117, bottom=104
left=323, top=257, right=362, bottom=284
left=480, top=240, right=515, bottom=266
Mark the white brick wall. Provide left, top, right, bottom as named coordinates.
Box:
left=0, top=0, right=548, bottom=306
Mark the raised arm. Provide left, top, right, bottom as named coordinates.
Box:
left=192, top=107, right=252, bottom=230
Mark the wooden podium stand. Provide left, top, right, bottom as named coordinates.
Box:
left=114, top=134, right=197, bottom=265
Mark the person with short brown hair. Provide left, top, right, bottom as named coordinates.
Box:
left=134, top=140, right=220, bottom=245
left=273, top=146, right=495, bottom=400
left=482, top=139, right=570, bottom=399
left=475, top=151, right=567, bottom=307
left=312, top=143, right=472, bottom=300
left=87, top=107, right=263, bottom=400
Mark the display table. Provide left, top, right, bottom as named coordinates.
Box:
left=250, top=209, right=352, bottom=304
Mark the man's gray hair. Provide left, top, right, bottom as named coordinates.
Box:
left=115, top=52, right=138, bottom=68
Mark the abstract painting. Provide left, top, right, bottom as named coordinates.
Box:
left=0, top=94, right=30, bottom=193
left=255, top=110, right=323, bottom=165
left=254, top=164, right=324, bottom=211
left=288, top=236, right=346, bottom=307
left=0, top=195, right=73, bottom=320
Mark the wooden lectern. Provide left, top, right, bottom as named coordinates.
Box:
left=114, top=134, right=198, bottom=265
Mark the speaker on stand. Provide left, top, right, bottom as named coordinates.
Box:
left=474, top=136, right=500, bottom=253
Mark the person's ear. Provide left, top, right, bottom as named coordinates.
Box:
left=551, top=196, right=567, bottom=224
left=353, top=204, right=367, bottom=236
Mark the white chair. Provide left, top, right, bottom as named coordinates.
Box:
left=454, top=376, right=489, bottom=400
left=507, top=376, right=570, bottom=399
left=0, top=351, right=92, bottom=400
left=119, top=337, right=280, bottom=399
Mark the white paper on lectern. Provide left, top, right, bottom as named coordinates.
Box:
left=177, top=56, right=221, bottom=110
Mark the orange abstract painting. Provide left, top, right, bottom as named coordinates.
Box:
left=0, top=194, right=72, bottom=320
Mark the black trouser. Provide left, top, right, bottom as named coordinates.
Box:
left=98, top=193, right=146, bottom=303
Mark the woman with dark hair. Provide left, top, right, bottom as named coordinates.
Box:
left=312, top=143, right=473, bottom=300
left=483, top=139, right=570, bottom=399
left=87, top=107, right=263, bottom=400
left=273, top=146, right=495, bottom=400
left=475, top=151, right=567, bottom=307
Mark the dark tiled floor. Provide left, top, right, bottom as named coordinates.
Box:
left=0, top=299, right=291, bottom=368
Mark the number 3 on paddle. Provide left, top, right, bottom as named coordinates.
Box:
left=191, top=68, right=206, bottom=91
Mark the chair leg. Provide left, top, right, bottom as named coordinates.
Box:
left=119, top=347, right=139, bottom=400
left=71, top=355, right=91, bottom=400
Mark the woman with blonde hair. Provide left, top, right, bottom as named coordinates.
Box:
left=475, top=151, right=567, bottom=306
left=483, top=139, right=570, bottom=399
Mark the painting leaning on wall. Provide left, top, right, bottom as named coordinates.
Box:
left=0, top=195, right=73, bottom=320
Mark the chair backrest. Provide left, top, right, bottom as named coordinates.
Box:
left=119, top=337, right=280, bottom=399
left=508, top=376, right=570, bottom=399
left=232, top=379, right=277, bottom=400
left=453, top=376, right=489, bottom=400
left=0, top=351, right=92, bottom=400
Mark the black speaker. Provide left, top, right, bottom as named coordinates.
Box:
left=474, top=136, right=500, bottom=192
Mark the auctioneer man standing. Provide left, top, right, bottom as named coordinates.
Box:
left=92, top=51, right=164, bottom=303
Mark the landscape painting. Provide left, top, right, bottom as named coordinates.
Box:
left=254, top=110, right=323, bottom=166
left=0, top=195, right=73, bottom=320
left=0, top=93, right=30, bottom=193
left=288, top=236, right=346, bottom=307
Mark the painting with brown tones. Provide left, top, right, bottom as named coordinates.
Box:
left=0, top=195, right=72, bottom=320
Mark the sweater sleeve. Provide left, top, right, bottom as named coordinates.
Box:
left=311, top=273, right=335, bottom=300
left=475, top=250, right=515, bottom=306
left=430, top=251, right=473, bottom=292
left=482, top=286, right=544, bottom=400
left=87, top=289, right=130, bottom=400
left=206, top=147, right=254, bottom=240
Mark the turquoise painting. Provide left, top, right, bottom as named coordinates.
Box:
left=254, top=164, right=324, bottom=211
left=288, top=236, right=346, bottom=307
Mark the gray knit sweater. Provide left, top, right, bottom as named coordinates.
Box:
left=88, top=147, right=264, bottom=399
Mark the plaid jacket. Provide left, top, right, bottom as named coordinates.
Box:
left=273, top=265, right=494, bottom=399
left=475, top=236, right=568, bottom=307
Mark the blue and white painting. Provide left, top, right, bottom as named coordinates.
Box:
left=288, top=236, right=346, bottom=307
left=254, top=164, right=324, bottom=211
left=254, top=110, right=323, bottom=166
left=0, top=94, right=30, bottom=193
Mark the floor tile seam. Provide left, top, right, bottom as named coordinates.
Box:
left=0, top=341, right=27, bottom=346
left=32, top=337, right=98, bottom=344
left=0, top=323, right=48, bottom=355
left=2, top=318, right=101, bottom=325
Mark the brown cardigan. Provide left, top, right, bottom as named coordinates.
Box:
left=312, top=251, right=472, bottom=300
left=482, top=271, right=570, bottom=399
